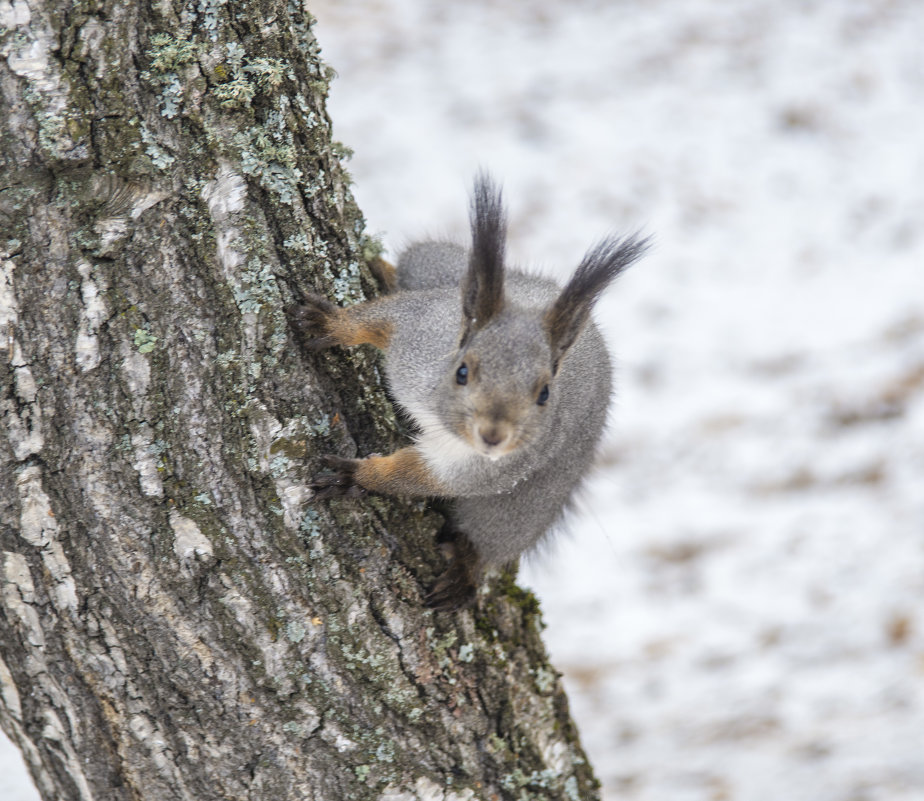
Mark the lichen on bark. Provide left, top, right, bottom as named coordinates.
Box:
left=0, top=1, right=601, bottom=799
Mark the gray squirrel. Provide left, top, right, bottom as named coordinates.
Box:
left=291, top=174, right=649, bottom=609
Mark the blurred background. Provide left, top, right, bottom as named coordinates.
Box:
left=3, top=1, right=923, bottom=799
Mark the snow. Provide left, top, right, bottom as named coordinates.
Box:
left=0, top=731, right=37, bottom=801
left=3, top=1, right=923, bottom=798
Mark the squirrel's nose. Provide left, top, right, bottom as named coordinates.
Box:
left=477, top=424, right=507, bottom=448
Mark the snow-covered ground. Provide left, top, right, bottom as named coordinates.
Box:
left=3, top=1, right=922, bottom=798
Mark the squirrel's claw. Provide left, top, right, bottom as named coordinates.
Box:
left=310, top=454, right=367, bottom=500
left=426, top=567, right=476, bottom=612
left=286, top=298, right=338, bottom=351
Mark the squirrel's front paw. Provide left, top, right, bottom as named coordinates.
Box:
left=309, top=454, right=367, bottom=500
left=286, top=296, right=339, bottom=351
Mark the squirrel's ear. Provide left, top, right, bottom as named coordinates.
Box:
left=545, top=233, right=650, bottom=372
left=461, top=172, right=507, bottom=344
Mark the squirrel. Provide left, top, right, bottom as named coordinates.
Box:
left=289, top=173, right=649, bottom=610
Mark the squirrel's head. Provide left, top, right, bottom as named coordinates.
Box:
left=446, top=173, right=649, bottom=459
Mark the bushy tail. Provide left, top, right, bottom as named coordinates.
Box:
left=395, top=241, right=468, bottom=291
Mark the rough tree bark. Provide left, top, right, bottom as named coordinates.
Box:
left=0, top=1, right=600, bottom=799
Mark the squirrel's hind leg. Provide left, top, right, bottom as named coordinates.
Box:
left=426, top=526, right=481, bottom=611
left=309, top=450, right=480, bottom=611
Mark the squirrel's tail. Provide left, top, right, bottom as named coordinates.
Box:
left=396, top=241, right=468, bottom=291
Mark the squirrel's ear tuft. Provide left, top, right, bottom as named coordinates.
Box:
left=461, top=172, right=507, bottom=343
left=545, top=232, right=650, bottom=372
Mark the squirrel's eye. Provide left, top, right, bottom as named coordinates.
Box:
left=537, top=384, right=550, bottom=405
left=456, top=363, right=469, bottom=385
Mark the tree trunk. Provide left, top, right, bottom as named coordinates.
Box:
left=0, top=2, right=599, bottom=799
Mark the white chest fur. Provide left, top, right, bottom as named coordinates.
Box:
left=403, top=403, right=485, bottom=487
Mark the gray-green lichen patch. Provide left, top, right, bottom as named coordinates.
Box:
left=143, top=31, right=201, bottom=120
left=533, top=665, right=557, bottom=695
left=147, top=32, right=198, bottom=73
left=210, top=42, right=293, bottom=110
left=324, top=256, right=365, bottom=305
left=233, top=255, right=280, bottom=314
left=234, top=106, right=303, bottom=205
left=133, top=327, right=158, bottom=353
left=140, top=123, right=175, bottom=169
left=244, top=56, right=289, bottom=90
left=284, top=619, right=306, bottom=644
left=299, top=508, right=322, bottom=539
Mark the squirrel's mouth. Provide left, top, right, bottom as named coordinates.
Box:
left=474, top=441, right=516, bottom=460
left=464, top=418, right=519, bottom=459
